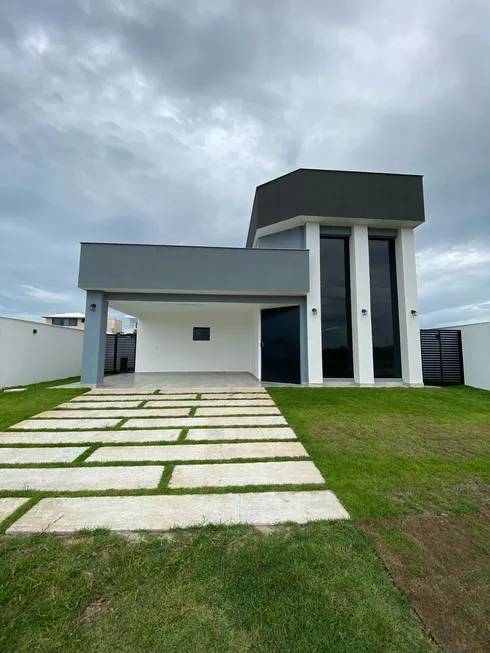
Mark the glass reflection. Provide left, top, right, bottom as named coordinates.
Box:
left=368, top=239, right=401, bottom=378
left=320, top=238, right=353, bottom=378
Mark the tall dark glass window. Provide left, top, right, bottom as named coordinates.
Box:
left=320, top=238, right=353, bottom=378
left=368, top=239, right=401, bottom=378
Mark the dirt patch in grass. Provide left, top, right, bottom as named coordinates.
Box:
left=84, top=597, right=111, bottom=627
left=358, top=509, right=490, bottom=653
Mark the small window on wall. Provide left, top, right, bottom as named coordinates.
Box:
left=193, top=327, right=210, bottom=341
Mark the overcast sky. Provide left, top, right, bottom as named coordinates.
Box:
left=0, top=0, right=489, bottom=328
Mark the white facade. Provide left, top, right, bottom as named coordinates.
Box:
left=135, top=304, right=260, bottom=374
left=349, top=225, right=374, bottom=385
left=442, top=322, right=490, bottom=391
left=304, top=222, right=323, bottom=384
left=395, top=228, right=423, bottom=385
left=255, top=219, right=424, bottom=386
left=0, top=317, right=83, bottom=387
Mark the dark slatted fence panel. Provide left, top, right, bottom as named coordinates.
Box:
left=104, top=334, right=136, bottom=373
left=420, top=329, right=464, bottom=386
left=105, top=334, right=116, bottom=372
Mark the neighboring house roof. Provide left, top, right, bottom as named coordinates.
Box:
left=43, top=312, right=85, bottom=318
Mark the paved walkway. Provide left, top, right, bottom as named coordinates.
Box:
left=1, top=387, right=349, bottom=533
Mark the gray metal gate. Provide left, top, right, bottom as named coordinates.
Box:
left=105, top=334, right=137, bottom=373
left=420, top=329, right=464, bottom=386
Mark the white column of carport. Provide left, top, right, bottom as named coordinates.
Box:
left=305, top=222, right=323, bottom=384
left=396, top=228, right=424, bottom=386
left=349, top=225, right=375, bottom=385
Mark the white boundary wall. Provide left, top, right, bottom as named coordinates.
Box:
left=135, top=305, right=260, bottom=376
left=443, top=322, right=490, bottom=391
left=0, top=317, right=83, bottom=387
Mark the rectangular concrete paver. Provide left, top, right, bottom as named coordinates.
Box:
left=146, top=399, right=274, bottom=408
left=169, top=461, right=325, bottom=488
left=125, top=416, right=287, bottom=428
left=9, top=418, right=122, bottom=430
left=186, top=427, right=297, bottom=441
left=160, top=387, right=267, bottom=394
left=0, top=498, right=29, bottom=523
left=71, top=394, right=196, bottom=402
left=0, top=447, right=87, bottom=464
left=0, top=430, right=182, bottom=444
left=57, top=401, right=143, bottom=409
left=7, top=491, right=349, bottom=533
left=201, top=393, right=270, bottom=400
left=35, top=409, right=191, bottom=418
left=87, top=442, right=309, bottom=463
left=195, top=407, right=280, bottom=416
left=87, top=389, right=161, bottom=395
left=0, top=466, right=164, bottom=491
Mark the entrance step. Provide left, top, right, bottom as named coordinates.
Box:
left=9, top=418, right=122, bottom=430
left=0, top=466, right=163, bottom=491
left=0, top=430, right=181, bottom=444
left=86, top=442, right=309, bottom=463
left=124, top=416, right=287, bottom=428
left=186, top=427, right=296, bottom=441
left=0, top=498, right=29, bottom=523
left=169, top=461, right=324, bottom=489
left=7, top=491, right=350, bottom=533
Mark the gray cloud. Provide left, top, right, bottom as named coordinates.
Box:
left=0, top=0, right=488, bottom=327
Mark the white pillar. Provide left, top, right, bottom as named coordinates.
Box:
left=305, top=222, right=323, bottom=384
left=396, top=228, right=424, bottom=386
left=349, top=225, right=374, bottom=385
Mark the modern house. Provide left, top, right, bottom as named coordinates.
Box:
left=44, top=312, right=122, bottom=335
left=78, top=169, right=425, bottom=387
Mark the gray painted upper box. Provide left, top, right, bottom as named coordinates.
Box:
left=78, top=243, right=309, bottom=294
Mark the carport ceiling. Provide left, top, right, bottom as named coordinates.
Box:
left=109, top=301, right=259, bottom=318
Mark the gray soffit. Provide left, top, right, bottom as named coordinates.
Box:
left=78, top=243, right=309, bottom=295
left=246, top=168, right=425, bottom=246
left=106, top=293, right=305, bottom=304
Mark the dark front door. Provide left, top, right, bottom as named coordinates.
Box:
left=261, top=306, right=301, bottom=384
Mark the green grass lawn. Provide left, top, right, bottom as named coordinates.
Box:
left=0, top=377, right=87, bottom=431
left=1, top=523, right=436, bottom=653
left=1, top=382, right=489, bottom=652
left=269, top=386, right=490, bottom=518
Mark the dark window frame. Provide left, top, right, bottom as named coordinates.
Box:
left=320, top=235, right=354, bottom=378
left=193, top=327, right=211, bottom=341
left=368, top=237, right=401, bottom=378
left=52, top=317, right=78, bottom=327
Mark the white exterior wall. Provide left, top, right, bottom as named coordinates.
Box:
left=135, top=306, right=260, bottom=376
left=305, top=222, right=323, bottom=384
left=250, top=306, right=261, bottom=379
left=395, top=228, right=424, bottom=385
left=452, top=323, right=490, bottom=391
left=0, top=317, right=83, bottom=387
left=349, top=225, right=374, bottom=385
